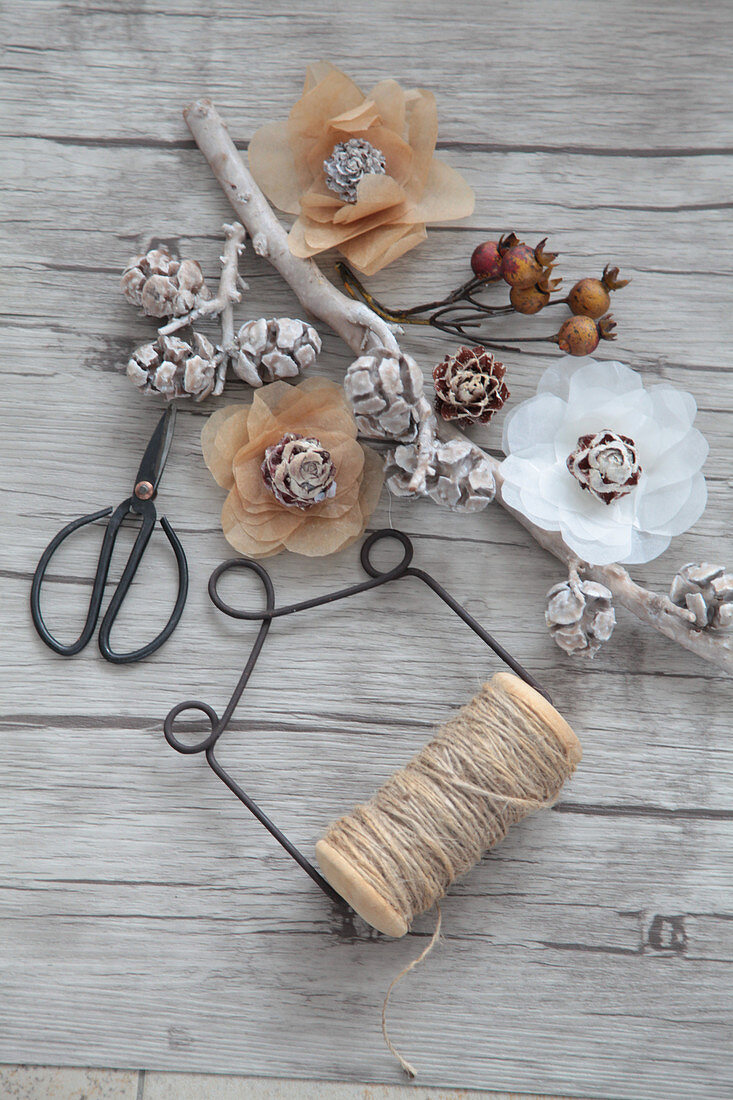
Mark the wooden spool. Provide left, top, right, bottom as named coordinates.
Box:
left=316, top=672, right=582, bottom=937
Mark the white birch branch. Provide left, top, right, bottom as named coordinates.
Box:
left=159, top=220, right=246, bottom=394
left=183, top=97, right=732, bottom=676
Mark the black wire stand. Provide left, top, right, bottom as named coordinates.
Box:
left=163, top=529, right=552, bottom=908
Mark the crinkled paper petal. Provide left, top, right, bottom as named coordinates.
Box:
left=297, top=203, right=412, bottom=251
left=409, top=157, right=475, bottom=223
left=222, top=488, right=285, bottom=558
left=245, top=377, right=352, bottom=440
left=404, top=88, right=438, bottom=198
left=201, top=405, right=250, bottom=490
left=303, top=60, right=338, bottom=94
left=288, top=68, right=365, bottom=168
left=566, top=359, right=644, bottom=405
left=328, top=99, right=381, bottom=135
left=247, top=119, right=304, bottom=214
left=502, top=394, right=567, bottom=459
left=299, top=190, right=344, bottom=223
left=333, top=174, right=407, bottom=224
left=621, top=529, right=672, bottom=565
left=559, top=517, right=633, bottom=566
left=337, top=222, right=427, bottom=276
left=369, top=79, right=406, bottom=136
left=636, top=470, right=707, bottom=536
left=643, top=426, right=709, bottom=490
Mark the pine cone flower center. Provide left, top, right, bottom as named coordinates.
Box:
left=567, top=429, right=642, bottom=505
left=262, top=432, right=337, bottom=509
left=324, top=138, right=387, bottom=204
left=433, top=346, right=509, bottom=426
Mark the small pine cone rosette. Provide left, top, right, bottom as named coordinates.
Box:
left=127, top=332, right=217, bottom=401
left=545, top=576, right=616, bottom=657
left=121, top=247, right=211, bottom=318
left=232, top=318, right=322, bottom=387
left=386, top=437, right=495, bottom=512
left=201, top=378, right=384, bottom=558
left=261, top=433, right=336, bottom=509
left=670, top=563, right=733, bottom=630
left=567, top=429, right=642, bottom=505
left=344, top=346, right=425, bottom=442
left=433, top=346, right=509, bottom=426
left=324, top=138, right=387, bottom=204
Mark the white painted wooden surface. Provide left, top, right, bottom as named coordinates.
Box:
left=1, top=2, right=732, bottom=1098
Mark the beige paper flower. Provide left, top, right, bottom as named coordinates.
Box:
left=201, top=378, right=384, bottom=558
left=248, top=61, right=475, bottom=276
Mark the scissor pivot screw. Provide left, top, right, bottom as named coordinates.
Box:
left=135, top=480, right=155, bottom=500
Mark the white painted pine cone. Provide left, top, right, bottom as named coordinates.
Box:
left=385, top=437, right=495, bottom=512
left=126, top=331, right=217, bottom=401
left=323, top=138, right=387, bottom=203
left=231, top=318, right=321, bottom=387
left=670, top=563, right=733, bottom=629
left=121, top=246, right=211, bottom=318
left=545, top=576, right=616, bottom=657
left=345, top=346, right=425, bottom=442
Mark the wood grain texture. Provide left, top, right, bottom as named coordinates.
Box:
left=1, top=2, right=732, bottom=1098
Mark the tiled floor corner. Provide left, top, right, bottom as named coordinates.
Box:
left=0, top=1066, right=575, bottom=1100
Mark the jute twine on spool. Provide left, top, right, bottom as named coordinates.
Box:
left=316, top=670, right=581, bottom=1076
left=316, top=672, right=582, bottom=937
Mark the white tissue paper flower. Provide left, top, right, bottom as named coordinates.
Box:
left=500, top=357, right=708, bottom=565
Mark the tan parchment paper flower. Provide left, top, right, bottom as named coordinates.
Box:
left=201, top=377, right=384, bottom=557
left=248, top=62, right=475, bottom=275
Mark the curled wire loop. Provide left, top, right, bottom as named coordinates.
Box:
left=163, top=560, right=274, bottom=755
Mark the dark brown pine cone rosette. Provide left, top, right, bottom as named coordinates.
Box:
left=566, top=429, right=642, bottom=505
left=433, top=346, right=509, bottom=426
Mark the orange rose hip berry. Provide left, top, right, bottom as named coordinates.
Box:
left=555, top=315, right=601, bottom=355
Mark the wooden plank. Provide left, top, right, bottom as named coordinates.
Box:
left=2, top=1, right=733, bottom=149
left=1, top=1, right=731, bottom=1097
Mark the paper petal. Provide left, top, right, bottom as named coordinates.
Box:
left=201, top=405, right=249, bottom=490
left=300, top=204, right=410, bottom=250
left=222, top=489, right=285, bottom=558
left=621, top=529, right=672, bottom=565
left=300, top=190, right=344, bottom=223
left=333, top=174, right=407, bottom=224
left=502, top=394, right=567, bottom=459
left=328, top=99, right=381, bottom=134
left=283, top=508, right=365, bottom=557
left=337, top=222, right=426, bottom=276
left=303, top=61, right=338, bottom=94
left=369, top=79, right=406, bottom=136
left=637, top=471, right=707, bottom=536
left=248, top=120, right=304, bottom=214
left=288, top=68, right=365, bottom=168
left=404, top=88, right=438, bottom=198
left=357, top=443, right=386, bottom=517
left=409, top=156, right=475, bottom=223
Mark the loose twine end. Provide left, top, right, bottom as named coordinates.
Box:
left=381, top=904, right=443, bottom=1079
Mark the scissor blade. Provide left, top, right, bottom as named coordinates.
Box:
left=135, top=404, right=177, bottom=492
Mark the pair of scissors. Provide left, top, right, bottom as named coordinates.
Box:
left=31, top=405, right=188, bottom=664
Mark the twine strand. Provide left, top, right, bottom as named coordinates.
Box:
left=381, top=905, right=442, bottom=1079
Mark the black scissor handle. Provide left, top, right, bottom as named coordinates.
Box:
left=31, top=505, right=117, bottom=657
left=99, top=514, right=189, bottom=664
left=31, top=500, right=188, bottom=665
